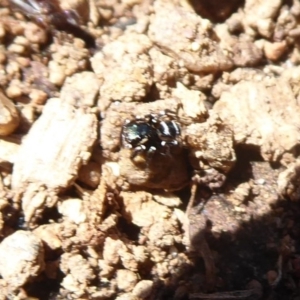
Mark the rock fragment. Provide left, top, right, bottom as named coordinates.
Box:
left=184, top=116, right=235, bottom=172
left=0, top=91, right=20, bottom=136
left=121, top=191, right=171, bottom=227
left=91, top=32, right=153, bottom=111
left=60, top=253, right=95, bottom=295
left=12, top=98, right=97, bottom=190
left=33, top=223, right=62, bottom=251
left=0, top=137, right=20, bottom=164
left=116, top=269, right=138, bottom=292
left=12, top=98, right=97, bottom=223
left=132, top=280, right=153, bottom=299
left=264, top=41, right=287, bottom=61
left=173, top=82, right=208, bottom=122
left=149, top=1, right=233, bottom=73
left=48, top=40, right=89, bottom=86
left=243, top=0, right=282, bottom=38
left=58, top=198, right=87, bottom=224
left=0, top=231, right=44, bottom=288
left=77, top=161, right=101, bottom=188
left=60, top=71, right=100, bottom=107
left=212, top=79, right=300, bottom=162
left=277, top=160, right=300, bottom=201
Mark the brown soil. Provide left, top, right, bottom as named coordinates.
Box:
left=1, top=0, right=300, bottom=299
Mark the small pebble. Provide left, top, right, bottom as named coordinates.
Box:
left=29, top=89, right=48, bottom=105
left=264, top=41, right=287, bottom=61
left=254, top=178, right=265, bottom=185
left=132, top=280, right=153, bottom=299
left=266, top=270, right=278, bottom=285
left=116, top=269, right=138, bottom=292
left=6, top=85, right=22, bottom=99
left=0, top=231, right=44, bottom=288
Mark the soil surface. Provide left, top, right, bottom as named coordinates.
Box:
left=1, top=0, right=300, bottom=299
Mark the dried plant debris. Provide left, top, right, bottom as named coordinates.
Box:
left=1, top=0, right=300, bottom=299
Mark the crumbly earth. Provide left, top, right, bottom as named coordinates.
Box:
left=1, top=0, right=300, bottom=299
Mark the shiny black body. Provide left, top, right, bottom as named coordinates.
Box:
left=121, top=114, right=181, bottom=160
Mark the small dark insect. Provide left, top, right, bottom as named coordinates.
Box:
left=10, top=0, right=95, bottom=48
left=121, top=112, right=181, bottom=161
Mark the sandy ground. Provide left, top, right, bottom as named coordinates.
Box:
left=1, top=0, right=300, bottom=299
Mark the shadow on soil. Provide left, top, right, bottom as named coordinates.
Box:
left=21, top=145, right=300, bottom=300
left=149, top=145, right=300, bottom=300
